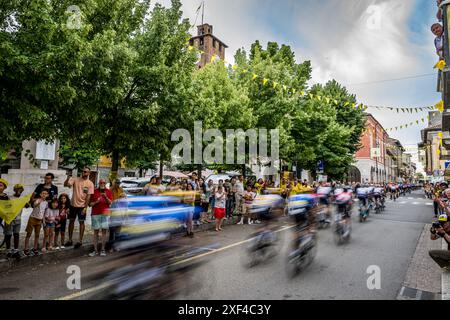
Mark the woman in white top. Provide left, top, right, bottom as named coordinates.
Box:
left=214, top=186, right=226, bottom=232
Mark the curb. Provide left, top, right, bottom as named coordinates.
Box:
left=442, top=239, right=450, bottom=300
left=0, top=216, right=240, bottom=272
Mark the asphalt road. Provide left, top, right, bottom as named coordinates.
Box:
left=0, top=191, right=434, bottom=300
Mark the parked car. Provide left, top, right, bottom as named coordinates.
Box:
left=122, top=179, right=151, bottom=196
left=150, top=171, right=189, bottom=184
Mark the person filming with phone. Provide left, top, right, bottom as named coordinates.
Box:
left=64, top=167, right=95, bottom=249
left=89, top=179, right=113, bottom=257
left=429, top=214, right=450, bottom=271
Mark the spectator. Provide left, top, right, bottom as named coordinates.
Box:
left=89, top=179, right=113, bottom=257
left=24, top=190, right=49, bottom=256
left=431, top=23, right=444, bottom=60
left=154, top=177, right=166, bottom=194
left=43, top=199, right=59, bottom=252
left=190, top=172, right=199, bottom=190
left=111, top=178, right=126, bottom=201
left=167, top=177, right=178, bottom=191
left=108, top=179, right=126, bottom=253
left=143, top=177, right=158, bottom=195
left=234, top=176, right=245, bottom=224
left=214, top=185, right=226, bottom=232
left=32, top=172, right=58, bottom=203
left=249, top=186, right=261, bottom=224
left=254, top=178, right=264, bottom=194
left=55, top=193, right=70, bottom=249
left=429, top=214, right=450, bottom=271
left=4, top=184, right=28, bottom=258
left=0, top=179, right=9, bottom=228
left=64, top=167, right=95, bottom=249
left=199, top=179, right=210, bottom=223
left=239, top=185, right=256, bottom=225
left=184, top=184, right=196, bottom=237
left=226, top=178, right=236, bottom=219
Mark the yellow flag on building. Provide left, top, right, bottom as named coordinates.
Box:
left=0, top=195, right=31, bottom=225
left=434, top=60, right=446, bottom=71
left=436, top=100, right=444, bottom=113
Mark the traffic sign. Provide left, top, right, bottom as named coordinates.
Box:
left=317, top=160, right=324, bottom=173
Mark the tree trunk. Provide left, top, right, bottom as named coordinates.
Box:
left=139, top=168, right=143, bottom=178
left=242, top=164, right=246, bottom=178
left=197, top=164, right=202, bottom=180
left=110, top=150, right=120, bottom=183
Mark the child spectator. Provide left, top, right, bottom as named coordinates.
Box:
left=4, top=184, right=29, bottom=258
left=431, top=23, right=444, bottom=60
left=55, top=193, right=70, bottom=249
left=43, top=199, right=59, bottom=252
left=24, top=190, right=49, bottom=256
left=238, top=185, right=256, bottom=225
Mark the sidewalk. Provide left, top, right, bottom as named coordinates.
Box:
left=397, top=223, right=448, bottom=300
left=442, top=239, right=450, bottom=300
left=0, top=213, right=241, bottom=272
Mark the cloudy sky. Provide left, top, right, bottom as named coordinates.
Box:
left=158, top=0, right=441, bottom=170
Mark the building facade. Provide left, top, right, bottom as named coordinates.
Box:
left=353, top=114, right=389, bottom=183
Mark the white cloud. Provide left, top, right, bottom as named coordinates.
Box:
left=160, top=0, right=439, bottom=151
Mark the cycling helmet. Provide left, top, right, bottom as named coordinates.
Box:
left=438, top=214, right=448, bottom=223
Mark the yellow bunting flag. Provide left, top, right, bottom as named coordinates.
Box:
left=334, top=99, right=338, bottom=105
left=317, top=95, right=322, bottom=101
left=309, top=93, right=314, bottom=100
left=344, top=102, right=350, bottom=107
left=0, top=195, right=32, bottom=225
left=436, top=100, right=444, bottom=113
left=300, top=91, right=305, bottom=97
left=263, top=78, right=269, bottom=86
left=232, top=64, right=238, bottom=70
left=283, top=85, right=287, bottom=91
left=292, top=88, right=297, bottom=94
left=434, top=60, right=446, bottom=71
left=273, top=82, right=278, bottom=89
left=210, top=55, right=218, bottom=63
left=326, top=97, right=330, bottom=104
left=242, top=69, right=248, bottom=74
left=252, top=74, right=258, bottom=81
left=188, top=45, right=194, bottom=51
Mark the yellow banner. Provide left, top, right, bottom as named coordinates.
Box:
left=0, top=194, right=32, bottom=225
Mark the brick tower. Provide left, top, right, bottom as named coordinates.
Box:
left=189, top=23, right=228, bottom=69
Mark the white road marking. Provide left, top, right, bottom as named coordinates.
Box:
left=57, top=225, right=296, bottom=300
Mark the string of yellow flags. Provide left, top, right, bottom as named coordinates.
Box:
left=188, top=46, right=443, bottom=114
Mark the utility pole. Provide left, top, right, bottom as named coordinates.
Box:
left=201, top=1, right=205, bottom=25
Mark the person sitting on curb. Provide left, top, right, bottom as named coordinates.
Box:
left=429, top=214, right=450, bottom=271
